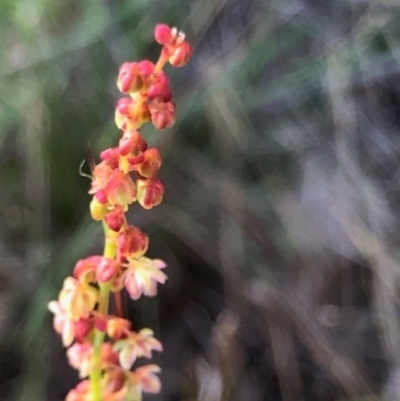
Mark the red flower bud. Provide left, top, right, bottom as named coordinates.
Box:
left=105, top=170, right=137, bottom=208
left=96, top=258, right=121, bottom=283
left=147, top=73, right=171, bottom=102
left=94, top=314, right=108, bottom=332
left=154, top=24, right=173, bottom=45
left=117, top=62, right=143, bottom=93
left=95, top=189, right=109, bottom=204
left=136, top=148, right=162, bottom=179
left=115, top=98, right=136, bottom=131
left=137, top=178, right=164, bottom=209
left=127, top=153, right=145, bottom=167
left=117, top=226, right=149, bottom=259
left=73, top=255, right=102, bottom=283
left=169, top=41, right=192, bottom=67
left=100, top=147, right=120, bottom=169
left=104, top=206, right=126, bottom=232
left=116, top=97, right=134, bottom=115
left=149, top=101, right=175, bottom=130
left=119, top=130, right=148, bottom=157
left=74, top=318, right=92, bottom=342
left=138, top=60, right=155, bottom=77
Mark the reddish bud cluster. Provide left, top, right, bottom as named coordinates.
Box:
left=154, top=24, right=193, bottom=67
left=49, top=23, right=191, bottom=401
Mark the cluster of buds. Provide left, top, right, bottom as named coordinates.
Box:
left=48, top=24, right=192, bottom=401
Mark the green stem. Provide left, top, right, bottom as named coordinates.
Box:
left=90, top=222, right=116, bottom=401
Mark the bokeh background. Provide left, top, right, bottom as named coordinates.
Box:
left=2, top=0, right=400, bottom=400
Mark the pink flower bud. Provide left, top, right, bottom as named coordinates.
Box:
left=149, top=101, right=176, bottom=130
left=117, top=62, right=143, bottom=93
left=137, top=178, right=164, bottom=209
left=154, top=24, right=173, bottom=45
left=169, top=41, right=192, bottom=67
left=117, top=226, right=149, bottom=260
left=100, top=147, right=120, bottom=169
left=94, top=314, right=108, bottom=332
left=95, top=189, right=109, bottom=204
left=138, top=60, right=155, bottom=77
left=96, top=257, right=121, bottom=283
left=74, top=318, right=92, bottom=342
left=147, top=73, right=171, bottom=102
left=119, top=130, right=148, bottom=157
left=136, top=148, right=162, bottom=179
left=104, top=206, right=126, bottom=232
left=73, top=255, right=102, bottom=283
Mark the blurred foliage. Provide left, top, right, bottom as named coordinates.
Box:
left=2, top=0, right=400, bottom=400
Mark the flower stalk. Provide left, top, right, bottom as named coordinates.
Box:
left=48, top=24, right=192, bottom=401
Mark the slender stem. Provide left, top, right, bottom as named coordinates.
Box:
left=90, top=223, right=116, bottom=401
left=154, top=52, right=168, bottom=73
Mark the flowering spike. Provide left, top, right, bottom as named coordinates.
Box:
left=49, top=22, right=192, bottom=401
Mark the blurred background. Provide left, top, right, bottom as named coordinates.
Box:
left=2, top=0, right=400, bottom=400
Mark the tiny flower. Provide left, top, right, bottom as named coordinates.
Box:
left=67, top=373, right=128, bottom=401
left=117, top=60, right=155, bottom=94
left=148, top=101, right=176, bottom=130
left=95, top=188, right=109, bottom=204
left=73, top=255, right=102, bottom=283
left=117, top=62, right=142, bottom=94
left=147, top=73, right=172, bottom=102
left=48, top=300, right=75, bottom=346
left=118, top=130, right=148, bottom=158
left=65, top=380, right=90, bottom=401
left=107, top=317, right=131, bottom=340
left=169, top=41, right=192, bottom=67
left=114, top=329, right=163, bottom=370
left=100, top=147, right=120, bottom=169
left=129, top=364, right=162, bottom=394
left=136, top=148, right=162, bottom=179
left=96, top=257, right=122, bottom=283
left=116, top=226, right=149, bottom=260
left=74, top=317, right=93, bottom=343
left=136, top=178, right=164, bottom=209
left=123, top=257, right=167, bottom=300
left=67, top=342, right=119, bottom=378
left=115, top=98, right=150, bottom=131
left=137, top=60, right=155, bottom=79
left=59, top=277, right=99, bottom=320
left=94, top=313, right=108, bottom=332
left=90, top=162, right=114, bottom=195
left=90, top=164, right=138, bottom=208
left=105, top=170, right=137, bottom=209
left=67, top=342, right=92, bottom=378
left=102, top=368, right=129, bottom=401
left=104, top=206, right=126, bottom=232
